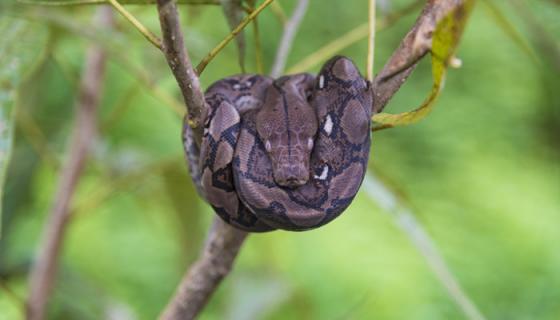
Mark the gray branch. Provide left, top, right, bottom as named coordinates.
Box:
left=156, top=0, right=207, bottom=141
left=155, top=1, right=249, bottom=319
left=269, top=0, right=310, bottom=77
left=373, top=0, right=467, bottom=113
left=25, top=7, right=112, bottom=320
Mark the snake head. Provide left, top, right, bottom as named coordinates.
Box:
left=256, top=73, right=318, bottom=188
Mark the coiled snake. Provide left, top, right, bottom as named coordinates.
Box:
left=183, top=56, right=373, bottom=232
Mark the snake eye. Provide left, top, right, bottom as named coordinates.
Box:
left=307, top=138, right=314, bottom=150
left=265, top=140, right=272, bottom=152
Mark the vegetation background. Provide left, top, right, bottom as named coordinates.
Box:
left=1, top=0, right=559, bottom=319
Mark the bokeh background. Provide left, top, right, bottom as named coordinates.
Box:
left=1, top=0, right=560, bottom=319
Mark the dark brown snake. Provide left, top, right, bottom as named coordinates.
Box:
left=183, top=56, right=373, bottom=232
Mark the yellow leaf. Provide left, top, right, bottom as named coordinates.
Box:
left=372, top=0, right=476, bottom=130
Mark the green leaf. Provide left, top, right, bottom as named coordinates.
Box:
left=372, top=0, right=476, bottom=130
left=0, top=17, right=49, bottom=236
left=220, top=0, right=246, bottom=72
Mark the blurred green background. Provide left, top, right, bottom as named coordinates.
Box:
left=1, top=0, right=560, bottom=319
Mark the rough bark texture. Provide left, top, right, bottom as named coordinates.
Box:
left=159, top=218, right=248, bottom=320
left=156, top=2, right=248, bottom=319
left=157, top=0, right=207, bottom=141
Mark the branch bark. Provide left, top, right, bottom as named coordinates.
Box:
left=159, top=218, right=248, bottom=319
left=25, top=7, right=112, bottom=320
left=155, top=1, right=249, bottom=319
left=156, top=0, right=206, bottom=141
left=373, top=0, right=466, bottom=113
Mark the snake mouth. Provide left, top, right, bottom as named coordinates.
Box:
left=278, top=177, right=308, bottom=189
left=272, top=165, right=309, bottom=188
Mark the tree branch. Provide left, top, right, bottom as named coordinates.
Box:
left=156, top=0, right=206, bottom=140
left=159, top=218, right=248, bottom=320
left=25, top=7, right=112, bottom=320
left=269, top=0, right=309, bottom=77
left=373, top=0, right=467, bottom=113
left=155, top=2, right=249, bottom=319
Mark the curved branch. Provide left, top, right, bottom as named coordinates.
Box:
left=373, top=0, right=468, bottom=113
left=155, top=2, right=249, bottom=319
left=25, top=7, right=112, bottom=320
left=157, top=0, right=206, bottom=140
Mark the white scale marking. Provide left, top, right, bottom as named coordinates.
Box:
left=314, top=165, right=329, bottom=180
left=233, top=83, right=241, bottom=90
left=324, top=115, right=333, bottom=135
left=319, top=75, right=325, bottom=89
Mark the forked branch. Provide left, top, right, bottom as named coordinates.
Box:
left=373, top=0, right=469, bottom=113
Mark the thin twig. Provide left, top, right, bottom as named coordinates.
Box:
left=366, top=0, right=376, bottom=81
left=286, top=0, right=423, bottom=74
left=25, top=7, right=112, bottom=320
left=107, top=0, right=163, bottom=50
left=16, top=108, right=59, bottom=169
left=195, top=0, right=276, bottom=74
left=269, top=0, right=309, bottom=77
left=251, top=7, right=264, bottom=73
left=269, top=1, right=287, bottom=25
left=159, top=218, right=248, bottom=320
left=362, top=172, right=486, bottom=320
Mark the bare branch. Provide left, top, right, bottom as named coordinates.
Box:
left=155, top=2, right=250, bottom=319
left=25, top=7, right=112, bottom=320
left=373, top=0, right=468, bottom=113
left=156, top=0, right=207, bottom=140
left=269, top=0, right=309, bottom=77
left=159, top=218, right=248, bottom=320
left=107, top=0, right=163, bottom=50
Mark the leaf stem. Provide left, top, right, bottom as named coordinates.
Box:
left=107, top=0, right=163, bottom=50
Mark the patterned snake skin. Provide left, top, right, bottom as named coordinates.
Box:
left=183, top=56, right=373, bottom=232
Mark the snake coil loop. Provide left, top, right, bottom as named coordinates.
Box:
left=184, top=56, right=373, bottom=232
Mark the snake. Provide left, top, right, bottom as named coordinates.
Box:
left=183, top=56, right=373, bottom=232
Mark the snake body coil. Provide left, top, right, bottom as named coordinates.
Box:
left=184, top=56, right=372, bottom=232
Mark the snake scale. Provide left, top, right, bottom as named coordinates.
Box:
left=183, top=56, right=373, bottom=232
